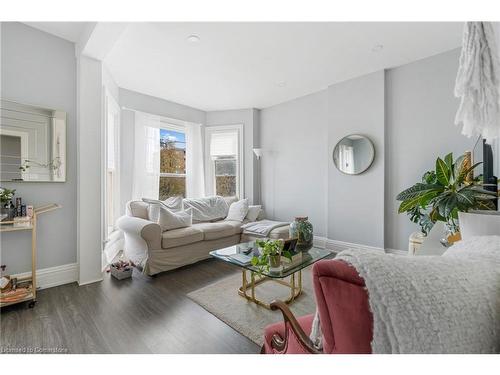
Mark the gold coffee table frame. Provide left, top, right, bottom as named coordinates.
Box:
left=238, top=269, right=302, bottom=310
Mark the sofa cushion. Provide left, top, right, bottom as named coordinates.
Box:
left=269, top=225, right=290, bottom=239
left=246, top=205, right=262, bottom=221
left=162, top=226, right=204, bottom=249
left=222, top=220, right=244, bottom=235
left=192, top=222, right=238, bottom=240
left=152, top=205, right=192, bottom=231
left=225, top=198, right=249, bottom=222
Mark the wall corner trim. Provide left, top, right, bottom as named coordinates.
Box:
left=13, top=263, right=78, bottom=290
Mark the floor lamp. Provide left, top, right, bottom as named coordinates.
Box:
left=253, top=148, right=262, bottom=205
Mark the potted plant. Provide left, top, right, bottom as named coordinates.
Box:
left=0, top=187, right=16, bottom=218
left=397, top=152, right=496, bottom=242
left=252, top=239, right=284, bottom=270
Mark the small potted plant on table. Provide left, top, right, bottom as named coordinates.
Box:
left=252, top=239, right=284, bottom=272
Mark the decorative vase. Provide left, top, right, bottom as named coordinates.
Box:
left=268, top=254, right=281, bottom=269
left=1, top=201, right=15, bottom=220
left=440, top=222, right=461, bottom=248
left=408, top=231, right=426, bottom=256
left=289, top=216, right=313, bottom=250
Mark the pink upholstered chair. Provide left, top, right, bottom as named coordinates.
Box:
left=262, top=259, right=373, bottom=354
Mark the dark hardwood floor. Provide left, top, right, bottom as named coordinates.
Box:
left=0, top=259, right=260, bottom=354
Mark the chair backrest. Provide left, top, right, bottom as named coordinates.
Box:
left=312, top=259, right=373, bottom=354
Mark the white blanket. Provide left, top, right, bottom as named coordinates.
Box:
left=182, top=196, right=229, bottom=222
left=311, top=236, right=500, bottom=353
left=241, top=219, right=289, bottom=236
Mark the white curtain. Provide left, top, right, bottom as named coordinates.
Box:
left=185, top=123, right=205, bottom=198
left=132, top=111, right=161, bottom=200
left=455, top=22, right=500, bottom=144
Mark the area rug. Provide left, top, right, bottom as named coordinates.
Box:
left=187, top=266, right=317, bottom=346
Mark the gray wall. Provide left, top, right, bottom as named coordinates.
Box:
left=260, top=49, right=472, bottom=250
left=206, top=109, right=260, bottom=204
left=385, top=49, right=476, bottom=251
left=260, top=90, right=328, bottom=236
left=328, top=71, right=385, bottom=248
left=1, top=22, right=77, bottom=273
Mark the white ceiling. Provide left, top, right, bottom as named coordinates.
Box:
left=24, top=22, right=464, bottom=111
left=24, top=22, right=90, bottom=43
left=105, top=22, right=463, bottom=110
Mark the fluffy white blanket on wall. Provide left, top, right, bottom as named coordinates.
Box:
left=312, top=236, right=500, bottom=353
left=455, top=22, right=500, bottom=143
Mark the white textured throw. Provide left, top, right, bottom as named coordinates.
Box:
left=310, top=236, right=500, bottom=353
left=241, top=219, right=289, bottom=236
left=455, top=22, right=500, bottom=144
left=182, top=196, right=229, bottom=222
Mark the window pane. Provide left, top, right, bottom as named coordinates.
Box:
left=159, top=176, right=186, bottom=199
left=215, top=158, right=236, bottom=176
left=216, top=176, right=236, bottom=197
left=215, top=158, right=237, bottom=197
left=160, top=129, right=186, bottom=174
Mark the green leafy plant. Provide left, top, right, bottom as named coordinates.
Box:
left=251, top=239, right=284, bottom=272
left=0, top=187, right=16, bottom=205
left=397, top=152, right=496, bottom=235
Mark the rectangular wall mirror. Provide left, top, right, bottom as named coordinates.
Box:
left=0, top=99, right=66, bottom=182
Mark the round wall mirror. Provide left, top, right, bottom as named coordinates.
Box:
left=332, top=134, right=375, bottom=175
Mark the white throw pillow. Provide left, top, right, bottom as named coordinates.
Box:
left=245, top=205, right=262, bottom=222
left=458, top=211, right=500, bottom=240
left=150, top=204, right=192, bottom=231
left=225, top=198, right=249, bottom=222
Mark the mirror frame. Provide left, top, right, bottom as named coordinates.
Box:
left=332, top=133, right=375, bottom=175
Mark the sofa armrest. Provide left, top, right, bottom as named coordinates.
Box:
left=116, top=216, right=162, bottom=251
left=267, top=300, right=322, bottom=354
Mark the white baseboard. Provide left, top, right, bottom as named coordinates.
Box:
left=385, top=248, right=408, bottom=255
left=13, top=263, right=78, bottom=290
left=313, top=236, right=407, bottom=255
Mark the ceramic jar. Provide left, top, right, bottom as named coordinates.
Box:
left=289, top=216, right=313, bottom=249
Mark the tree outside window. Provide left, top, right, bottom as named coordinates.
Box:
left=159, top=129, right=186, bottom=199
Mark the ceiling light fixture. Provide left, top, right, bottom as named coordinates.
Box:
left=276, top=81, right=287, bottom=87
left=372, top=44, right=384, bottom=52
left=187, top=35, right=200, bottom=43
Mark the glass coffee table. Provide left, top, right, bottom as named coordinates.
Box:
left=210, top=241, right=332, bottom=309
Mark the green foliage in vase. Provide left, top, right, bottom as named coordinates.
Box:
left=0, top=187, right=16, bottom=205
left=251, top=239, right=284, bottom=272
left=396, top=152, right=496, bottom=235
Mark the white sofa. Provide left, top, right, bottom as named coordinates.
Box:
left=117, top=200, right=289, bottom=275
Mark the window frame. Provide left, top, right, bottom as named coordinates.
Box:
left=102, top=88, right=120, bottom=245
left=204, top=124, right=244, bottom=198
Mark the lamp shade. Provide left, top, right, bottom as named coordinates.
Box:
left=253, top=148, right=263, bottom=159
